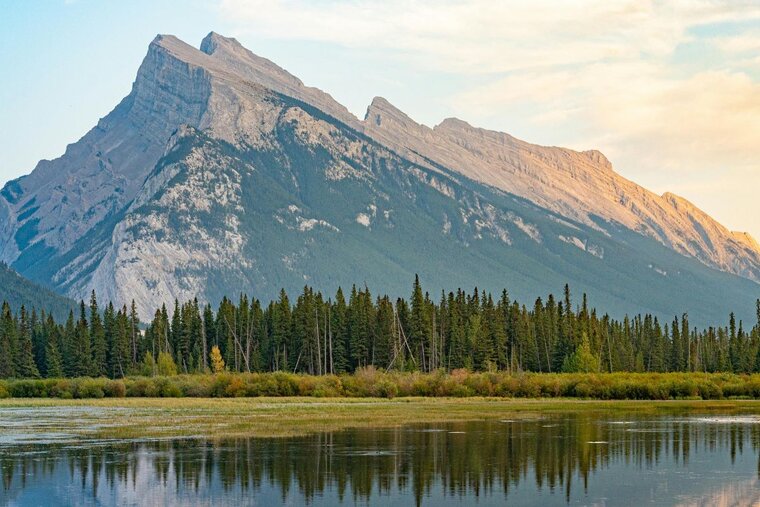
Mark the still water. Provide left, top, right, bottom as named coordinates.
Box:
left=2, top=411, right=760, bottom=506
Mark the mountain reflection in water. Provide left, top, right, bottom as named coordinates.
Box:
left=2, top=414, right=760, bottom=506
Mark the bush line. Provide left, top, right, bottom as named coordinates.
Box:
left=4, top=369, right=760, bottom=400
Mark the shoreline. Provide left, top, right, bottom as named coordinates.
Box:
left=3, top=397, right=760, bottom=441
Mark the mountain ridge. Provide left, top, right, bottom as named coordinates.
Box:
left=0, top=31, right=758, bottom=324
left=0, top=262, right=75, bottom=321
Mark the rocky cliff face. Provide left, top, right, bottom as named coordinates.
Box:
left=1, top=32, right=758, bottom=324
left=363, top=99, right=760, bottom=283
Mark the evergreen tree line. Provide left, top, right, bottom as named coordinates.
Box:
left=1, top=276, right=759, bottom=379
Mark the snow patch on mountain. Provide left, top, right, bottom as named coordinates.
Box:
left=559, top=235, right=604, bottom=259
left=356, top=213, right=371, bottom=227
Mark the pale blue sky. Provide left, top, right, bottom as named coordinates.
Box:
left=1, top=0, right=759, bottom=239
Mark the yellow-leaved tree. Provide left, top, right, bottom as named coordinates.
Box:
left=210, top=346, right=225, bottom=374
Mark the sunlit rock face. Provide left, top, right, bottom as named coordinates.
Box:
left=1, top=32, right=758, bottom=322
left=363, top=98, right=760, bottom=283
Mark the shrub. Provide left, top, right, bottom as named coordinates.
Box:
left=149, top=377, right=182, bottom=397
left=157, top=353, right=178, bottom=376
left=176, top=375, right=213, bottom=397
left=75, top=378, right=105, bottom=399
left=125, top=378, right=152, bottom=397
left=9, top=379, right=49, bottom=398
left=103, top=380, right=127, bottom=398
left=4, top=371, right=760, bottom=400
left=49, top=379, right=74, bottom=399
left=311, top=376, right=343, bottom=397
left=376, top=379, right=399, bottom=399
left=225, top=376, right=247, bottom=397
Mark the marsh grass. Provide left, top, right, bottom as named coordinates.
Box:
left=1, top=397, right=759, bottom=440
left=3, top=370, right=760, bottom=401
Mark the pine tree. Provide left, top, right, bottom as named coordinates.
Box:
left=69, top=302, right=92, bottom=377
left=447, top=291, right=466, bottom=370
left=45, top=340, right=64, bottom=378
left=171, top=299, right=183, bottom=366
left=408, top=275, right=428, bottom=369
left=271, top=290, right=291, bottom=371
left=200, top=304, right=214, bottom=372
left=331, top=288, right=349, bottom=373
left=15, top=306, right=40, bottom=378
left=0, top=302, right=16, bottom=378
left=89, top=291, right=107, bottom=377
left=561, top=333, right=600, bottom=373
left=110, top=307, right=130, bottom=378
left=129, top=300, right=140, bottom=366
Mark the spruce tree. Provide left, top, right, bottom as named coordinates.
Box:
left=129, top=300, right=140, bottom=366
left=331, top=288, right=349, bottom=373
left=0, top=302, right=16, bottom=378
left=15, top=306, right=40, bottom=378
left=69, top=302, right=92, bottom=377
left=89, top=291, right=107, bottom=377
left=45, top=340, right=64, bottom=378
left=408, top=275, right=427, bottom=368
left=171, top=299, right=182, bottom=366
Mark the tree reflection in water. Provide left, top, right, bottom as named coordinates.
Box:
left=2, top=413, right=760, bottom=506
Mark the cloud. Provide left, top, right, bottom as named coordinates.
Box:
left=219, top=0, right=760, bottom=71
left=218, top=0, right=760, bottom=236
left=712, top=31, right=760, bottom=53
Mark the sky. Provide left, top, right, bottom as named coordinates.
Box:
left=1, top=0, right=759, bottom=239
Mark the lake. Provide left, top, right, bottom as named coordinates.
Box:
left=1, top=409, right=760, bottom=505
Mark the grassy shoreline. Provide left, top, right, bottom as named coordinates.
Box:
left=5, top=370, right=760, bottom=401
left=2, top=397, right=760, bottom=440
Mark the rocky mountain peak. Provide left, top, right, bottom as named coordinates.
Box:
left=662, top=192, right=700, bottom=214
left=582, top=150, right=613, bottom=171
left=365, top=96, right=419, bottom=129
left=200, top=31, right=244, bottom=56
left=148, top=33, right=212, bottom=69
left=434, top=117, right=473, bottom=132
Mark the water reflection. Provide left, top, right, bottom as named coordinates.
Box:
left=2, top=414, right=760, bottom=506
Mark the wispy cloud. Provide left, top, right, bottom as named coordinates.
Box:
left=219, top=0, right=760, bottom=236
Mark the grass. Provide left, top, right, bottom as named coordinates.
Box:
left=4, top=369, right=760, bottom=400
left=2, top=397, right=760, bottom=440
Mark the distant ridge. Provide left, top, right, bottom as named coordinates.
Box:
left=0, top=262, right=75, bottom=320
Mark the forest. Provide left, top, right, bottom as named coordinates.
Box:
left=1, top=275, right=759, bottom=381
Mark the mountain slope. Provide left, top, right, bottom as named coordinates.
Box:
left=0, top=263, right=75, bottom=320
left=0, top=32, right=758, bottom=325
left=363, top=98, right=760, bottom=283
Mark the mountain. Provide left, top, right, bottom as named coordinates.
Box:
left=0, top=32, right=758, bottom=325
left=0, top=262, right=75, bottom=320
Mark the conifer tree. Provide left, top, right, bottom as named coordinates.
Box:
left=129, top=300, right=140, bottom=366
left=15, top=306, right=40, bottom=378
left=0, top=302, right=16, bottom=378
left=0, top=276, right=758, bottom=379
left=90, top=291, right=108, bottom=377
left=44, top=340, right=64, bottom=378
left=171, top=299, right=182, bottom=365
left=409, top=275, right=427, bottom=368
left=68, top=302, right=92, bottom=377
left=331, top=288, right=349, bottom=373
left=561, top=333, right=600, bottom=373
